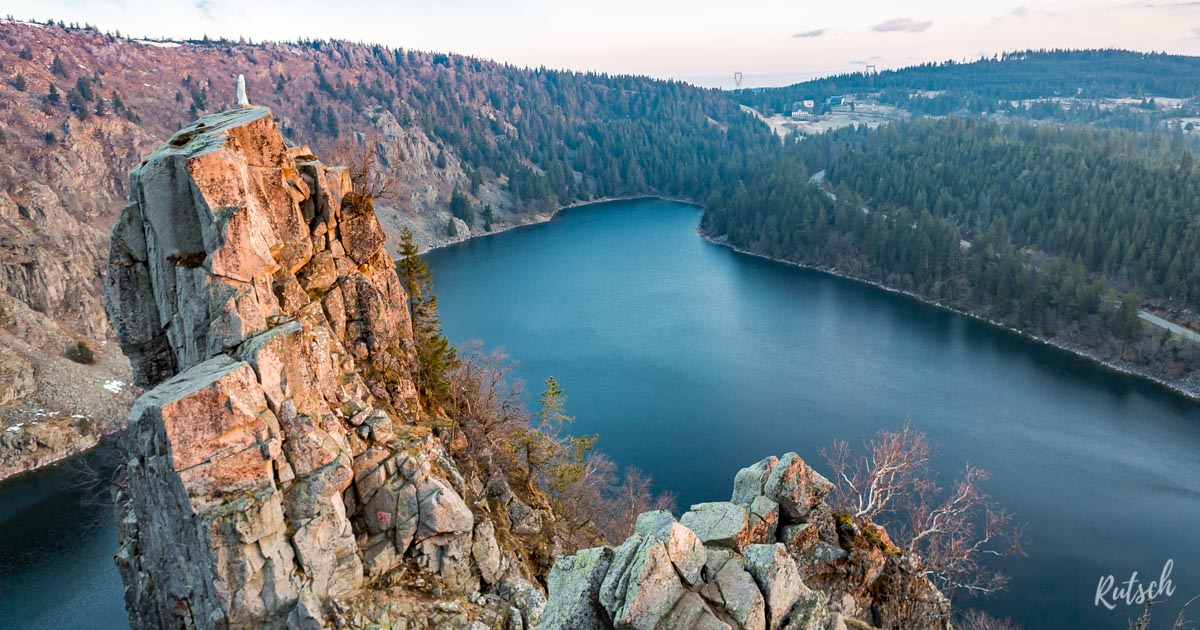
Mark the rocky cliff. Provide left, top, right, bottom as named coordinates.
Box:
left=105, top=106, right=547, bottom=628
left=0, top=20, right=513, bottom=467
left=105, top=107, right=951, bottom=629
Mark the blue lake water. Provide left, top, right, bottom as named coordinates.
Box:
left=426, top=198, right=1200, bottom=629
left=0, top=448, right=125, bottom=630
left=1, top=198, right=1197, bottom=629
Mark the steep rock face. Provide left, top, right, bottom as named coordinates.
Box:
left=545, top=453, right=952, bottom=630
left=106, top=106, right=482, bottom=628
left=0, top=21, right=509, bottom=457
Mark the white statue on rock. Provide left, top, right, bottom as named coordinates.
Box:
left=236, top=74, right=249, bottom=107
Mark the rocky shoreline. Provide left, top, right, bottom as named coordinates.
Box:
left=700, top=233, right=1200, bottom=402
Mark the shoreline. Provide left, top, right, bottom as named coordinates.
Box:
left=414, top=193, right=1200, bottom=402
left=700, top=232, right=1200, bottom=402
left=5, top=197, right=692, bottom=483
left=417, top=195, right=699, bottom=255
left=0, top=425, right=123, bottom=485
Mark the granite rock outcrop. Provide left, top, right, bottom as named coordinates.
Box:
left=105, top=106, right=492, bottom=628
left=544, top=453, right=952, bottom=630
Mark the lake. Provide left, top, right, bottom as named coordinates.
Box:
left=1, top=198, right=1197, bottom=629
left=0, top=447, right=125, bottom=630
left=425, top=199, right=1200, bottom=629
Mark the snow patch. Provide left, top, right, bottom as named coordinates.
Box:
left=135, top=40, right=182, bottom=48
left=2, top=19, right=47, bottom=29
left=104, top=379, right=125, bottom=394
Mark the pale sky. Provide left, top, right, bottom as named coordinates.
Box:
left=3, top=0, right=1198, bottom=88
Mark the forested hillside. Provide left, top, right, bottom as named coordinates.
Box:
left=5, top=17, right=1200, bottom=440
left=0, top=18, right=779, bottom=447
left=702, top=117, right=1200, bottom=391
left=734, top=49, right=1200, bottom=128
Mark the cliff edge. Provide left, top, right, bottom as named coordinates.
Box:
left=105, top=107, right=951, bottom=629
left=105, top=106, right=534, bottom=628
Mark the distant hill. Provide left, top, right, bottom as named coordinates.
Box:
left=733, top=49, right=1200, bottom=117
left=0, top=18, right=774, bottom=441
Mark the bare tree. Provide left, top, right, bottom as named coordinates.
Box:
left=332, top=130, right=405, bottom=210
left=1129, top=594, right=1199, bottom=630
left=822, top=422, right=1024, bottom=600
left=823, top=421, right=931, bottom=519
left=958, top=609, right=1022, bottom=630
left=445, top=341, right=528, bottom=462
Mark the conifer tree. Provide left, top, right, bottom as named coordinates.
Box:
left=397, top=227, right=458, bottom=407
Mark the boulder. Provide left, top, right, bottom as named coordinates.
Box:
left=680, top=502, right=752, bottom=550
left=780, top=523, right=819, bottom=556
left=747, top=496, right=780, bottom=545
left=605, top=538, right=686, bottom=629
left=731, top=456, right=778, bottom=505
left=634, top=509, right=676, bottom=537
left=416, top=475, right=474, bottom=540
left=710, top=557, right=767, bottom=630
left=743, top=544, right=809, bottom=629
left=664, top=522, right=707, bottom=587
left=599, top=534, right=645, bottom=615
left=507, top=494, right=543, bottom=535
left=472, top=520, right=504, bottom=585
left=662, top=592, right=732, bottom=630
left=542, top=546, right=614, bottom=630
left=761, top=453, right=834, bottom=520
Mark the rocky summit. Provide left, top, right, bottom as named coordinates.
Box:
left=104, top=105, right=518, bottom=628
left=544, top=453, right=951, bottom=630
left=104, top=107, right=949, bottom=629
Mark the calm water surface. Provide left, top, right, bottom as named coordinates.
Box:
left=1, top=198, right=1197, bottom=629
left=426, top=199, right=1200, bottom=629
left=0, top=447, right=126, bottom=629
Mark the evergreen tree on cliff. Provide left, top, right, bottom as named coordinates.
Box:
left=397, top=227, right=458, bottom=407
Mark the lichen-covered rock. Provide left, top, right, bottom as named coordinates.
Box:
left=604, top=537, right=686, bottom=629
left=665, top=522, right=707, bottom=587
left=542, top=547, right=614, bottom=629
left=663, top=592, right=731, bottom=630
left=504, top=492, right=543, bottom=535
left=547, top=452, right=953, bottom=630
left=743, top=543, right=808, bottom=629
left=780, top=523, right=819, bottom=556
left=761, top=453, right=834, bottom=521
left=599, top=534, right=645, bottom=615
left=633, top=509, right=675, bottom=537
left=472, top=520, right=504, bottom=586
left=747, top=496, right=780, bottom=545
left=731, top=455, right=778, bottom=506
left=709, top=556, right=767, bottom=630
left=680, top=501, right=752, bottom=550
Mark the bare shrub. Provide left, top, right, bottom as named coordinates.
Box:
left=331, top=130, right=405, bottom=211
left=958, top=609, right=1022, bottom=630
left=1129, top=594, right=1199, bottom=630
left=445, top=341, right=673, bottom=547
left=823, top=421, right=1024, bottom=600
